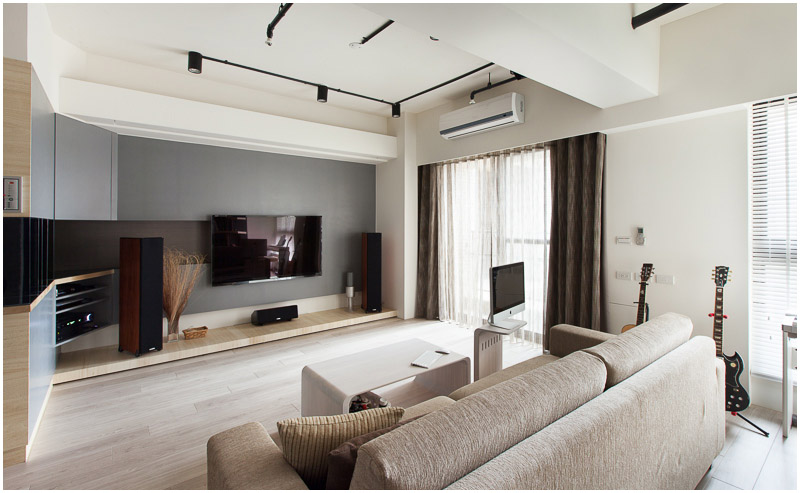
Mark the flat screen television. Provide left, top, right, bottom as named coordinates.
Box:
left=211, top=215, right=322, bottom=286
left=489, top=261, right=527, bottom=332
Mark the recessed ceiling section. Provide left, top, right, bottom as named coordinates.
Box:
left=362, top=3, right=666, bottom=108
left=45, top=3, right=510, bottom=116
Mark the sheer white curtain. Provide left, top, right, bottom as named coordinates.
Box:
left=435, top=146, right=551, bottom=343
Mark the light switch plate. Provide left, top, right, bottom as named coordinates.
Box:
left=616, top=236, right=632, bottom=244
left=616, top=271, right=633, bottom=281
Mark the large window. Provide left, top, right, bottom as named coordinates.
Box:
left=749, top=96, right=797, bottom=380
left=435, top=146, right=551, bottom=341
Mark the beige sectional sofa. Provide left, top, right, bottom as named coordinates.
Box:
left=207, top=312, right=725, bottom=489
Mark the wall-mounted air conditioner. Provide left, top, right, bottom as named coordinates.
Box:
left=439, top=92, right=524, bottom=140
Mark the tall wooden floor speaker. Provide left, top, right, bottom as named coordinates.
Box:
left=119, top=237, right=164, bottom=356
left=361, top=233, right=382, bottom=313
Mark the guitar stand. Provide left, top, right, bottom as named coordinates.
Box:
left=731, top=411, right=770, bottom=437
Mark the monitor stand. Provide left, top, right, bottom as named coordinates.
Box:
left=488, top=318, right=527, bottom=334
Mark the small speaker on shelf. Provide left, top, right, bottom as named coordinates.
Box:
left=362, top=232, right=382, bottom=313
left=251, top=305, right=298, bottom=325
left=119, top=237, right=164, bottom=357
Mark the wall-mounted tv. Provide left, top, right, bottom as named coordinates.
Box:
left=211, top=215, right=322, bottom=286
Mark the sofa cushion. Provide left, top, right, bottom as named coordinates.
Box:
left=583, top=312, right=692, bottom=388
left=277, top=406, right=404, bottom=489
left=325, top=415, right=424, bottom=490
left=548, top=324, right=616, bottom=358
left=349, top=351, right=606, bottom=490
left=207, top=422, right=308, bottom=490
left=402, top=395, right=455, bottom=420
left=448, top=354, right=560, bottom=400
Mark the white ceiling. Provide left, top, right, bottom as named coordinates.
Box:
left=45, top=3, right=719, bottom=118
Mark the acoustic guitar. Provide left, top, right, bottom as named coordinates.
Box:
left=621, top=263, right=654, bottom=333
left=711, top=266, right=750, bottom=413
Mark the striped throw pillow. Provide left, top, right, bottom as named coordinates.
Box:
left=277, top=407, right=404, bottom=489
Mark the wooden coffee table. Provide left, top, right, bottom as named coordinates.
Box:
left=301, top=338, right=471, bottom=416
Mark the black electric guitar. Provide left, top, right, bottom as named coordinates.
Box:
left=711, top=266, right=750, bottom=413
left=621, top=263, right=654, bottom=333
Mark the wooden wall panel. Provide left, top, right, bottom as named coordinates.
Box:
left=3, top=310, right=30, bottom=466
left=3, top=57, right=32, bottom=218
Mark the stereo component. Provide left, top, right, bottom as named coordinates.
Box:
left=251, top=305, right=299, bottom=325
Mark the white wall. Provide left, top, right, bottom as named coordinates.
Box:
left=3, top=3, right=27, bottom=61
left=605, top=109, right=795, bottom=412
left=376, top=113, right=418, bottom=318
left=25, top=3, right=86, bottom=111
left=604, top=109, right=750, bottom=384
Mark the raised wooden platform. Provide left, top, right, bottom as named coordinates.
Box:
left=54, top=307, right=397, bottom=384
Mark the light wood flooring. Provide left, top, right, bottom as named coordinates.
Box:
left=1, top=318, right=796, bottom=490
left=696, top=404, right=797, bottom=490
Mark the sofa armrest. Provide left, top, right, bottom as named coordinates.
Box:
left=549, top=324, right=615, bottom=358
left=207, top=422, right=308, bottom=490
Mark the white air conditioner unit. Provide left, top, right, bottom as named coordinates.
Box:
left=439, top=92, right=524, bottom=140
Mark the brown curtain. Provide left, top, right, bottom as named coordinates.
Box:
left=415, top=164, right=440, bottom=319
left=544, top=132, right=606, bottom=350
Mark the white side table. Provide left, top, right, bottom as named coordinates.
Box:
left=474, top=326, right=505, bottom=381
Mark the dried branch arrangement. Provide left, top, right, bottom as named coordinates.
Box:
left=163, top=248, right=206, bottom=341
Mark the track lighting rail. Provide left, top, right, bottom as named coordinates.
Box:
left=266, top=3, right=293, bottom=46
left=188, top=54, right=500, bottom=118
left=395, top=62, right=495, bottom=104
left=631, top=3, right=686, bottom=29
left=359, top=20, right=394, bottom=46
left=469, top=71, right=525, bottom=102
left=199, top=54, right=393, bottom=106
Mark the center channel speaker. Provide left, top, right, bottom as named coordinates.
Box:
left=251, top=305, right=298, bottom=325
left=119, top=237, right=164, bottom=357
left=362, top=232, right=382, bottom=312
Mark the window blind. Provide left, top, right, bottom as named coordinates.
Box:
left=750, top=95, right=797, bottom=380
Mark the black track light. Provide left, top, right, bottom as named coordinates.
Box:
left=317, top=85, right=328, bottom=103
left=188, top=51, right=203, bottom=74
left=392, top=103, right=401, bottom=118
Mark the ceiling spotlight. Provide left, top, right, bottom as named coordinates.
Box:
left=265, top=3, right=293, bottom=47
left=317, top=85, right=328, bottom=103
left=187, top=51, right=203, bottom=74
left=392, top=103, right=401, bottom=118
left=430, top=36, right=439, bottom=41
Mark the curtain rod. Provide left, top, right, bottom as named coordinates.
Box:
left=429, top=143, right=545, bottom=166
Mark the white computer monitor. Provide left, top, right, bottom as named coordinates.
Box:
left=488, top=262, right=527, bottom=332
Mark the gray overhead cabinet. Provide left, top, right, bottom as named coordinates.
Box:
left=55, top=114, right=117, bottom=220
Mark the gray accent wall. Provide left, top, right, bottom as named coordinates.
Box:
left=56, top=136, right=376, bottom=314
left=30, top=69, right=54, bottom=220
left=55, top=115, right=113, bottom=220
